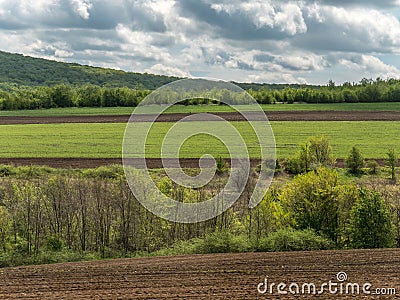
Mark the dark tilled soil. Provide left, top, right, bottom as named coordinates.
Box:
left=0, top=157, right=394, bottom=169
left=2, top=110, right=400, bottom=124
left=0, top=249, right=399, bottom=299
left=0, top=158, right=262, bottom=169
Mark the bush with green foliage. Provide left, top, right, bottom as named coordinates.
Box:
left=0, top=165, right=16, bottom=177
left=257, top=229, right=335, bottom=252
left=346, top=146, right=364, bottom=175
left=216, top=156, right=228, bottom=175
left=307, top=136, right=335, bottom=169
left=366, top=160, right=379, bottom=175
left=81, top=164, right=124, bottom=179
left=45, top=236, right=63, bottom=252
left=200, top=230, right=251, bottom=254
left=349, top=190, right=395, bottom=249
left=285, top=136, right=335, bottom=174
left=279, top=168, right=342, bottom=242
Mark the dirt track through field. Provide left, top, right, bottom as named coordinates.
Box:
left=2, top=110, right=400, bottom=124
left=0, top=249, right=399, bottom=299
left=0, top=157, right=395, bottom=169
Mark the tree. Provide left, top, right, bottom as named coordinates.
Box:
left=51, top=85, right=74, bottom=108
left=279, top=168, right=341, bottom=242
left=284, top=136, right=335, bottom=174
left=387, top=148, right=398, bottom=182
left=349, top=189, right=395, bottom=249
left=76, top=85, right=103, bottom=107
left=308, top=136, right=335, bottom=169
left=327, top=79, right=335, bottom=90
left=346, top=146, right=364, bottom=175
left=342, top=89, right=358, bottom=103
left=0, top=206, right=11, bottom=251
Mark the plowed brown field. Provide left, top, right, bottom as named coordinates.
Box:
left=1, top=110, right=400, bottom=124
left=0, top=249, right=398, bottom=299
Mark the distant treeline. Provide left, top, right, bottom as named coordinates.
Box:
left=248, top=78, right=400, bottom=104
left=0, top=84, right=151, bottom=110
left=0, top=78, right=400, bottom=110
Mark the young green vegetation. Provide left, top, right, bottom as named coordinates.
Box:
left=1, top=121, right=399, bottom=159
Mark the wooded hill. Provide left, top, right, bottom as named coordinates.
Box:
left=0, top=51, right=304, bottom=90
left=0, top=51, right=178, bottom=89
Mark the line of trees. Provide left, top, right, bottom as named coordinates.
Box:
left=0, top=175, right=240, bottom=261
left=248, top=78, right=400, bottom=104
left=1, top=77, right=400, bottom=110
left=0, top=84, right=151, bottom=110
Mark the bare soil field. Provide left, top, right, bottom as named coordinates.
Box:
left=0, top=249, right=398, bottom=299
left=1, top=110, right=400, bottom=124
left=0, top=157, right=395, bottom=169
left=0, top=157, right=263, bottom=169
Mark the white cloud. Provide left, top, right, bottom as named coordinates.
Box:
left=248, top=72, right=308, bottom=84
left=145, top=63, right=191, bottom=77
left=305, top=5, right=400, bottom=52
left=70, top=0, right=92, bottom=20
left=209, top=1, right=307, bottom=36
left=340, top=55, right=400, bottom=78
left=275, top=3, right=307, bottom=36
left=0, top=0, right=400, bottom=84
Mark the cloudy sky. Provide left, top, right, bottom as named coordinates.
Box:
left=1, top=0, right=400, bottom=84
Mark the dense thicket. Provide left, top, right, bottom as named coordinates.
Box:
left=0, top=164, right=399, bottom=267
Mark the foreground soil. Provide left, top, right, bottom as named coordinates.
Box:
left=0, top=249, right=398, bottom=299
left=1, top=110, right=400, bottom=124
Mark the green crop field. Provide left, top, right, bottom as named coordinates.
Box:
left=1, top=102, right=400, bottom=117
left=0, top=121, right=399, bottom=159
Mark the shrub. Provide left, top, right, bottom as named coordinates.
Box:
left=279, top=168, right=341, bottom=242
left=307, top=136, right=335, bottom=169
left=82, top=165, right=124, bottom=179
left=216, top=156, right=228, bottom=175
left=350, top=189, right=395, bottom=249
left=284, top=136, right=335, bottom=174
left=257, top=228, right=335, bottom=252
left=46, top=236, right=63, bottom=252
left=154, top=239, right=203, bottom=256
left=366, top=160, right=379, bottom=175
left=346, top=146, right=364, bottom=175
left=0, top=165, right=16, bottom=177
left=200, top=230, right=251, bottom=254
left=284, top=155, right=304, bottom=175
